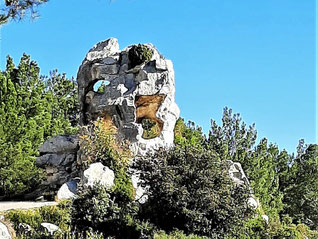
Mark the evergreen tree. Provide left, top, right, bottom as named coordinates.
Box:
left=0, top=55, right=51, bottom=197
left=208, top=108, right=289, bottom=218
left=44, top=70, right=79, bottom=137
left=283, top=143, right=318, bottom=229
left=0, top=54, right=79, bottom=198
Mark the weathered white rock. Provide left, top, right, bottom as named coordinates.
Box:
left=248, top=196, right=259, bottom=209
left=0, top=222, right=11, bottom=239
left=228, top=162, right=249, bottom=186
left=227, top=160, right=260, bottom=209
left=131, top=173, right=148, bottom=204
left=262, top=215, right=269, bottom=225
left=40, top=223, right=61, bottom=235
left=77, top=38, right=180, bottom=155
left=83, top=162, right=115, bottom=188
left=57, top=179, right=79, bottom=200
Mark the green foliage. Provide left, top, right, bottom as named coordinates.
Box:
left=44, top=70, right=79, bottom=136
left=283, top=143, right=318, bottom=230
left=71, top=183, right=150, bottom=239
left=0, top=55, right=50, bottom=197
left=79, top=117, right=131, bottom=171
left=135, top=147, right=250, bottom=238
left=7, top=201, right=72, bottom=235
left=230, top=213, right=318, bottom=239
left=208, top=107, right=257, bottom=162
left=113, top=168, right=135, bottom=202
left=208, top=108, right=288, bottom=218
left=141, top=118, right=161, bottom=139
left=128, top=44, right=153, bottom=68
left=154, top=230, right=209, bottom=239
left=174, top=118, right=206, bottom=151
left=0, top=55, right=79, bottom=198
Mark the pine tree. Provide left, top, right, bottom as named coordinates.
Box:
left=0, top=54, right=79, bottom=198
left=0, top=55, right=49, bottom=197
left=283, top=143, right=318, bottom=229
left=44, top=70, right=79, bottom=137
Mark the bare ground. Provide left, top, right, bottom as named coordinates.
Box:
left=0, top=201, right=57, bottom=212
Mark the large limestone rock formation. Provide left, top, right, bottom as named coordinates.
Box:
left=35, top=38, right=180, bottom=199
left=77, top=38, right=180, bottom=155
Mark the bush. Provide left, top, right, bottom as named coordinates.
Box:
left=79, top=117, right=131, bottom=171
left=6, top=201, right=72, bottom=238
left=135, top=147, right=250, bottom=238
left=154, top=230, right=209, bottom=239
left=71, top=183, right=152, bottom=239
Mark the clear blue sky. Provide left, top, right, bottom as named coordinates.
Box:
left=0, top=0, right=316, bottom=153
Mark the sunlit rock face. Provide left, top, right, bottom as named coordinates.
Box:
left=77, top=38, right=180, bottom=155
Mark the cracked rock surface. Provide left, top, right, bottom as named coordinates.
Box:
left=77, top=38, right=180, bottom=155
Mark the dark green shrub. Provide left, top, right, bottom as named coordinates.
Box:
left=71, top=183, right=152, bottom=239
left=135, top=147, right=250, bottom=238
left=154, top=230, right=209, bottom=239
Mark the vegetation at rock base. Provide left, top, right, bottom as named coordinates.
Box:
left=6, top=201, right=71, bottom=237
left=134, top=148, right=251, bottom=238
left=79, top=117, right=131, bottom=171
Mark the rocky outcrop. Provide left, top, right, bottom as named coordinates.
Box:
left=36, top=135, right=79, bottom=193
left=227, top=160, right=259, bottom=209
left=228, top=161, right=249, bottom=186
left=35, top=38, right=180, bottom=199
left=77, top=38, right=180, bottom=155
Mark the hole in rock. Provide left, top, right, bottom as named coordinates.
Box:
left=135, top=95, right=166, bottom=139
left=128, top=44, right=153, bottom=69
left=93, top=80, right=110, bottom=93
left=139, top=118, right=161, bottom=139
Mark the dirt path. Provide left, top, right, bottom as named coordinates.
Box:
left=0, top=201, right=57, bottom=212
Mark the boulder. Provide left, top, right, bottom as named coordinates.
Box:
left=57, top=179, right=80, bottom=200
left=262, top=215, right=269, bottom=225
left=247, top=196, right=259, bottom=209
left=39, top=135, right=79, bottom=154
left=0, top=222, right=12, bottom=239
left=40, top=223, right=61, bottom=235
left=36, top=135, right=79, bottom=194
left=83, top=162, right=115, bottom=188
left=77, top=38, right=180, bottom=155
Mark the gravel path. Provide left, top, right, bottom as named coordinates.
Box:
left=0, top=201, right=58, bottom=212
